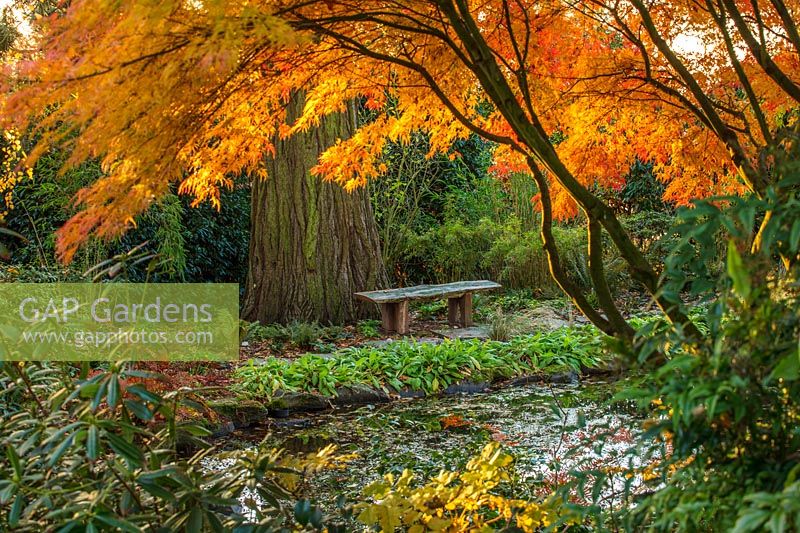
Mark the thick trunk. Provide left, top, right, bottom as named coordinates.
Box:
left=242, top=94, right=387, bottom=324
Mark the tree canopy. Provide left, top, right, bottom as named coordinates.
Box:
left=2, top=0, right=799, bottom=335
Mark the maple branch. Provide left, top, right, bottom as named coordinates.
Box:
left=291, top=15, right=522, bottom=149
left=501, top=0, right=535, bottom=119
left=489, top=39, right=520, bottom=76
left=501, top=3, right=524, bottom=78
left=292, top=6, right=475, bottom=69
left=82, top=41, right=287, bottom=194
left=590, top=1, right=758, bottom=176
left=719, top=0, right=800, bottom=103
left=528, top=160, right=616, bottom=336
left=628, top=0, right=767, bottom=194
left=511, top=0, right=533, bottom=68
left=707, top=0, right=773, bottom=145
left=601, top=5, right=719, bottom=133
left=768, top=0, right=800, bottom=56
left=561, top=62, right=726, bottom=135
left=750, top=0, right=768, bottom=49
left=59, top=38, right=192, bottom=83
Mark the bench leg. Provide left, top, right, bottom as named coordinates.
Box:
left=379, top=303, right=395, bottom=332
left=461, top=293, right=473, bottom=327
left=447, top=297, right=460, bottom=327
left=447, top=293, right=473, bottom=328
left=380, top=301, right=410, bottom=334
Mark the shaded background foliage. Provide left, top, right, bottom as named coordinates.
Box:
left=370, top=132, right=678, bottom=299
left=2, top=145, right=250, bottom=283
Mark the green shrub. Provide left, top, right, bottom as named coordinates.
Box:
left=115, top=180, right=251, bottom=283
left=620, top=211, right=688, bottom=273
left=0, top=362, right=350, bottom=531
left=412, top=299, right=448, bottom=320
left=402, top=218, right=500, bottom=283
left=559, top=177, right=800, bottom=530
left=356, top=319, right=381, bottom=338
left=474, top=289, right=537, bottom=320
left=398, top=217, right=590, bottom=296
left=4, top=147, right=108, bottom=272
left=5, top=147, right=250, bottom=283
left=507, top=172, right=539, bottom=231
left=594, top=158, right=672, bottom=215
left=370, top=132, right=497, bottom=276
left=241, top=320, right=347, bottom=352
left=285, top=321, right=325, bottom=349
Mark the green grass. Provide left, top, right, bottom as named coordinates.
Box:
left=233, top=326, right=605, bottom=399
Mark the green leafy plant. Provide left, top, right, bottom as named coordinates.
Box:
left=596, top=158, right=672, bottom=215
left=355, top=319, right=381, bottom=338
left=234, top=329, right=607, bottom=399
left=478, top=288, right=538, bottom=313
left=240, top=320, right=346, bottom=352
left=412, top=299, right=448, bottom=320
left=286, top=321, right=325, bottom=350
left=0, top=361, right=354, bottom=531
left=559, top=146, right=800, bottom=530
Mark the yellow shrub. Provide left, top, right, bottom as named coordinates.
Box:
left=356, top=442, right=558, bottom=532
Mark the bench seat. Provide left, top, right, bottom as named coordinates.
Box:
left=355, top=280, right=501, bottom=334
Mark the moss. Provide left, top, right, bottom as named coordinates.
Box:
left=208, top=398, right=267, bottom=427
left=280, top=392, right=330, bottom=411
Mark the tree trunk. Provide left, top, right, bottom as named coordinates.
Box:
left=242, top=93, right=387, bottom=324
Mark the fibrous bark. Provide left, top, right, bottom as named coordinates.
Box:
left=243, top=93, right=387, bottom=324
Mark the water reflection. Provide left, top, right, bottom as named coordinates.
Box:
left=206, top=380, right=643, bottom=510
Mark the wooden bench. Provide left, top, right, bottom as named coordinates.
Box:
left=354, top=280, right=502, bottom=334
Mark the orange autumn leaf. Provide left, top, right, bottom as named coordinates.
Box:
left=1, top=0, right=797, bottom=259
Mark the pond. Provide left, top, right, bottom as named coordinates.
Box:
left=207, top=379, right=644, bottom=514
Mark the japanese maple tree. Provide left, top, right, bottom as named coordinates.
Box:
left=3, top=0, right=798, bottom=337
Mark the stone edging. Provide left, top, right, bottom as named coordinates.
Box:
left=206, top=370, right=580, bottom=438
